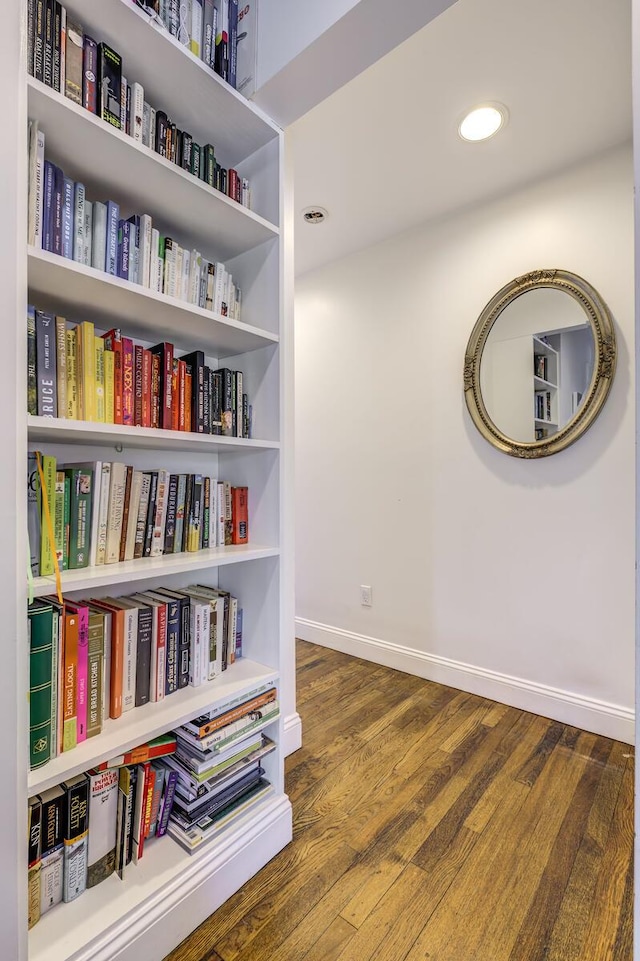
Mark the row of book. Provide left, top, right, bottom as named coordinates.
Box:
left=534, top=353, right=549, bottom=381
left=153, top=0, right=244, bottom=89
left=29, top=452, right=249, bottom=577
left=28, top=312, right=252, bottom=436
left=28, top=123, right=243, bottom=318
left=26, top=2, right=250, bottom=201
left=28, top=734, right=180, bottom=928
left=28, top=581, right=245, bottom=770
left=534, top=390, right=553, bottom=422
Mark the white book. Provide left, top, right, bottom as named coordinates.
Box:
left=139, top=214, right=152, bottom=288
left=95, top=462, right=111, bottom=566
left=105, top=461, right=127, bottom=564
left=86, top=769, right=118, bottom=887
left=175, top=245, right=184, bottom=300
left=92, top=202, right=107, bottom=272
left=150, top=468, right=170, bottom=557
left=28, top=122, right=45, bottom=248
left=124, top=470, right=143, bottom=561
left=163, top=238, right=176, bottom=297
left=72, top=183, right=84, bottom=263
left=189, top=249, right=201, bottom=305
left=150, top=107, right=157, bottom=152
left=178, top=0, right=191, bottom=45
left=83, top=200, right=93, bottom=266
left=181, top=248, right=191, bottom=302
left=190, top=0, right=203, bottom=57
left=116, top=601, right=138, bottom=712
left=213, top=261, right=226, bottom=314
left=131, top=82, right=144, bottom=142
left=142, top=101, right=151, bottom=147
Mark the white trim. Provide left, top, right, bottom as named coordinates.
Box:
left=283, top=711, right=303, bottom=755
left=296, top=618, right=635, bottom=744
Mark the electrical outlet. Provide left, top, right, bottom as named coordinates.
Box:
left=360, top=585, right=372, bottom=607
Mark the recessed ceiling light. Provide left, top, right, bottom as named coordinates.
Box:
left=458, top=103, right=508, bottom=142
left=302, top=206, right=328, bottom=224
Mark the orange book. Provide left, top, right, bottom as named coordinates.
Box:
left=184, top=371, right=192, bottom=432
left=62, top=610, right=78, bottom=751
left=89, top=600, right=124, bottom=719
left=231, top=486, right=249, bottom=545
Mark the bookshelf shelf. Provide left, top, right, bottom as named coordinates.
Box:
left=27, top=248, right=279, bottom=356
left=27, top=416, right=281, bottom=453
left=28, top=792, right=292, bottom=961
left=533, top=376, right=558, bottom=390
left=28, top=658, right=279, bottom=794
left=31, top=544, right=280, bottom=598
left=27, top=78, right=279, bottom=261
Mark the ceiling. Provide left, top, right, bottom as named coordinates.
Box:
left=289, top=0, right=632, bottom=277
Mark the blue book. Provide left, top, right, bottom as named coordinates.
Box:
left=73, top=183, right=86, bottom=263
left=52, top=165, right=64, bottom=256
left=117, top=219, right=130, bottom=279
left=126, top=214, right=140, bottom=284
left=106, top=200, right=119, bottom=275
left=61, top=177, right=74, bottom=259
left=228, top=0, right=238, bottom=89
left=42, top=161, right=55, bottom=253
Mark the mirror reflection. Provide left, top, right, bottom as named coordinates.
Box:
left=479, top=288, right=595, bottom=443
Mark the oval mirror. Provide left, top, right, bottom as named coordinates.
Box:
left=463, top=269, right=617, bottom=457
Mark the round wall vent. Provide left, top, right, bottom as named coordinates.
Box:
left=302, top=206, right=328, bottom=224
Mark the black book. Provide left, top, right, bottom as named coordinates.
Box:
left=175, top=128, right=183, bottom=166
left=202, top=365, right=210, bottom=434
left=144, top=591, right=180, bottom=695
left=125, top=81, right=131, bottom=135
left=203, top=144, right=215, bottom=187
left=143, top=470, right=158, bottom=556
left=133, top=600, right=152, bottom=707
left=181, top=350, right=205, bottom=433
left=215, top=367, right=233, bottom=436
left=191, top=141, right=201, bottom=179
left=169, top=122, right=177, bottom=163
left=155, top=110, right=168, bottom=156
left=34, top=0, right=45, bottom=81
left=52, top=1, right=61, bottom=91
left=27, top=0, right=36, bottom=77
left=98, top=43, right=122, bottom=129
left=212, top=370, right=222, bottom=434
left=163, top=473, right=179, bottom=553
left=154, top=588, right=190, bottom=689
left=82, top=36, right=98, bottom=114
left=202, top=476, right=210, bottom=549
left=243, top=392, right=249, bottom=438
left=181, top=132, right=192, bottom=171
left=43, top=0, right=54, bottom=87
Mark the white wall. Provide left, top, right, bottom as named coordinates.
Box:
left=295, top=143, right=635, bottom=742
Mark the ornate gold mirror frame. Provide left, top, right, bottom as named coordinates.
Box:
left=463, top=269, right=617, bottom=458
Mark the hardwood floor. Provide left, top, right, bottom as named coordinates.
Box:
left=165, top=640, right=634, bottom=961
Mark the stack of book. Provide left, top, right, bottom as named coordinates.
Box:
left=28, top=451, right=249, bottom=576
left=166, top=687, right=279, bottom=852
left=27, top=583, right=244, bottom=770
left=28, top=735, right=178, bottom=928
left=28, top=124, right=244, bottom=312
left=28, top=312, right=251, bottom=437
left=26, top=5, right=250, bottom=194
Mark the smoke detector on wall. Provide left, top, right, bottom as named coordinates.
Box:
left=302, top=206, right=328, bottom=224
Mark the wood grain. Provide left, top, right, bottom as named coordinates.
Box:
left=164, top=640, right=633, bottom=961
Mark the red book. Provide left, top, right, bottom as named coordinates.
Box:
left=171, top=360, right=179, bottom=432
left=142, top=349, right=152, bottom=428
left=178, top=360, right=187, bottom=431
left=134, top=344, right=143, bottom=427
left=150, top=353, right=161, bottom=428
left=150, top=342, right=174, bottom=430
left=231, top=486, right=248, bottom=544
left=121, top=336, right=134, bottom=425
left=102, top=329, right=123, bottom=424
left=93, top=734, right=177, bottom=770
left=90, top=599, right=124, bottom=719
left=184, top=372, right=192, bottom=432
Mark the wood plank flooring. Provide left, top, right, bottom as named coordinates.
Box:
left=165, top=640, right=634, bottom=961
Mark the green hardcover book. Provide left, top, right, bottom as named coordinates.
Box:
left=28, top=599, right=54, bottom=769
left=27, top=305, right=37, bottom=415
left=65, top=466, right=93, bottom=569
left=86, top=610, right=104, bottom=738
left=53, top=471, right=65, bottom=571
left=191, top=141, right=201, bottom=179
left=38, top=453, right=57, bottom=576
left=63, top=474, right=70, bottom=570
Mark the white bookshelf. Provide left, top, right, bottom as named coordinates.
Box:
left=2, top=1, right=295, bottom=959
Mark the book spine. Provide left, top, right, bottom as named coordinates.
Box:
left=98, top=42, right=122, bottom=129
left=34, top=126, right=45, bottom=249
left=131, top=82, right=144, bottom=141
left=106, top=201, right=119, bottom=275
left=94, top=336, right=105, bottom=422
left=91, top=201, right=107, bottom=272
left=64, top=17, right=83, bottom=103
left=105, top=463, right=126, bottom=564
left=96, top=462, right=111, bottom=565
left=27, top=306, right=37, bottom=415
left=53, top=1, right=61, bottom=91
left=150, top=469, right=170, bottom=557
left=28, top=603, right=54, bottom=768
left=122, top=609, right=138, bottom=713
left=62, top=776, right=89, bottom=901
left=28, top=797, right=42, bottom=929
left=104, top=349, right=115, bottom=424
left=134, top=473, right=152, bottom=559
left=134, top=344, right=143, bottom=426
left=75, top=606, right=88, bottom=742
left=122, top=336, right=134, bottom=426
left=34, top=0, right=45, bottom=81
left=43, top=0, right=54, bottom=86
left=86, top=613, right=104, bottom=738
left=118, top=465, right=133, bottom=562
left=35, top=310, right=56, bottom=417
left=135, top=607, right=152, bottom=707
left=117, top=219, right=131, bottom=280
left=82, top=35, right=98, bottom=113
left=163, top=473, right=179, bottom=553
left=156, top=771, right=178, bottom=837
left=72, top=182, right=85, bottom=263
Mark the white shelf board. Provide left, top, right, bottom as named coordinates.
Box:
left=28, top=79, right=279, bottom=261
left=534, top=418, right=558, bottom=427
left=27, top=416, right=280, bottom=453
left=532, top=336, right=559, bottom=356
left=32, top=544, right=280, bottom=598
left=58, top=0, right=279, bottom=172
left=29, top=658, right=279, bottom=794
left=28, top=792, right=291, bottom=961
left=27, top=247, right=279, bottom=356
left=533, top=376, right=558, bottom=389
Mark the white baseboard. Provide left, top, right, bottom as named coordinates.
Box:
left=283, top=711, right=303, bottom=755
left=295, top=618, right=635, bottom=745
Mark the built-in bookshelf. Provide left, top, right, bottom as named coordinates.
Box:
left=2, top=2, right=294, bottom=959
left=533, top=335, right=559, bottom=439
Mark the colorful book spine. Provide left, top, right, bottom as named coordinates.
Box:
left=61, top=774, right=89, bottom=901
left=28, top=600, right=54, bottom=769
